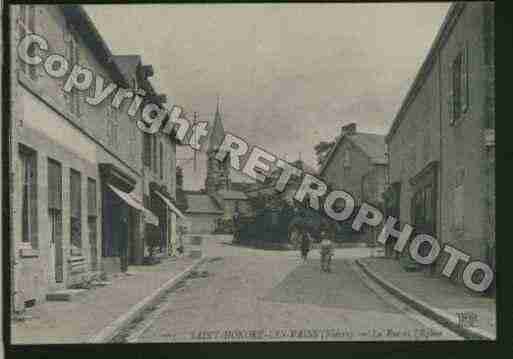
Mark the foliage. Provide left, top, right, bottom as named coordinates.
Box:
left=314, top=139, right=338, bottom=167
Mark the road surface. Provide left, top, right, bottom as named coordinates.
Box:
left=119, top=237, right=462, bottom=342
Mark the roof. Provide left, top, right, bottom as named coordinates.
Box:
left=386, top=3, right=464, bottom=142
left=216, top=189, right=248, bottom=200
left=350, top=133, right=387, bottom=164
left=60, top=5, right=128, bottom=87
left=112, top=55, right=141, bottom=81
left=184, top=193, right=223, bottom=214
left=319, top=132, right=387, bottom=176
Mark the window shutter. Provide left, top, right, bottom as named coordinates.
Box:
left=461, top=45, right=469, bottom=113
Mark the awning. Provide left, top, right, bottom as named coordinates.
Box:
left=154, top=191, right=186, bottom=219
left=108, top=184, right=159, bottom=226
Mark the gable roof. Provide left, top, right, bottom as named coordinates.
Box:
left=319, top=132, right=387, bottom=176
left=60, top=5, right=128, bottom=87
left=386, top=3, right=463, bottom=142
left=184, top=192, right=223, bottom=214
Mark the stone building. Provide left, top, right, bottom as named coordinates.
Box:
left=384, top=3, right=495, bottom=278
left=113, top=54, right=185, bottom=261
left=318, top=123, right=388, bottom=242
left=9, top=4, right=180, bottom=310
left=180, top=102, right=254, bottom=233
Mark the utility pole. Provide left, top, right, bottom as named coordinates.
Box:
left=193, top=111, right=198, bottom=173
left=176, top=110, right=199, bottom=173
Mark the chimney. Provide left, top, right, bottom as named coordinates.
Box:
left=341, top=123, right=357, bottom=136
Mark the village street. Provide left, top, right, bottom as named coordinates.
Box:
left=120, top=237, right=462, bottom=342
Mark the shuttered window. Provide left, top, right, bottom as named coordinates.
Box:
left=143, top=132, right=151, bottom=167
left=451, top=45, right=470, bottom=124
left=160, top=142, right=164, bottom=179
left=48, top=159, right=62, bottom=211
left=20, top=146, right=38, bottom=249
left=452, top=53, right=462, bottom=122
left=70, top=169, right=82, bottom=251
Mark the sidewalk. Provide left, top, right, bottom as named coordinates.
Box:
left=11, top=256, right=200, bottom=344
left=357, top=257, right=496, bottom=340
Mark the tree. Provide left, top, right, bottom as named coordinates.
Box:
left=314, top=138, right=338, bottom=167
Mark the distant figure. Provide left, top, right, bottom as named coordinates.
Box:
left=320, top=234, right=334, bottom=272
left=300, top=229, right=311, bottom=262
left=232, top=208, right=241, bottom=243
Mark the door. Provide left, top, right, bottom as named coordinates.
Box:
left=48, top=159, right=63, bottom=284
left=49, top=209, right=63, bottom=283
left=88, top=217, right=98, bottom=271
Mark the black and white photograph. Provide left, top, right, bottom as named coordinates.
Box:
left=3, top=1, right=496, bottom=348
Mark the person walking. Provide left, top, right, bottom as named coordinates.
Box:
left=320, top=232, right=334, bottom=272
left=300, top=229, right=311, bottom=262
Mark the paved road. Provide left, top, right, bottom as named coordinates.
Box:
left=126, top=238, right=461, bottom=342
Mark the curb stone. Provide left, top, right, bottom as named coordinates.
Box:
left=355, top=259, right=495, bottom=341
left=88, top=257, right=208, bottom=343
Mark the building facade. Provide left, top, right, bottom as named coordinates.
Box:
left=9, top=4, right=180, bottom=311
left=385, top=2, right=495, bottom=279
left=319, top=123, right=388, bottom=242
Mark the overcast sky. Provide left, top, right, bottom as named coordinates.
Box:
left=85, top=3, right=450, bottom=187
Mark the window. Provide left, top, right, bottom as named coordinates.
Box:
left=143, top=132, right=151, bottom=167
left=129, top=125, right=137, bottom=162
left=65, top=24, right=81, bottom=116
left=106, top=106, right=118, bottom=149
left=48, top=159, right=63, bottom=282
left=87, top=178, right=98, bottom=270
left=20, top=146, right=38, bottom=248
left=414, top=190, right=425, bottom=226
left=153, top=136, right=157, bottom=173
left=70, top=169, right=82, bottom=254
left=451, top=46, right=469, bottom=124
left=18, top=5, right=37, bottom=79
left=160, top=142, right=164, bottom=180
left=48, top=159, right=62, bottom=211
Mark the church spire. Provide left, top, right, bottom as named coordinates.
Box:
left=215, top=94, right=221, bottom=119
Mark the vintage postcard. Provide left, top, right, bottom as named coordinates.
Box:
left=5, top=2, right=495, bottom=346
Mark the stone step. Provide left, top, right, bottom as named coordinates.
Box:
left=46, top=289, right=87, bottom=302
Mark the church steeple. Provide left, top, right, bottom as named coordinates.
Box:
left=205, top=95, right=230, bottom=193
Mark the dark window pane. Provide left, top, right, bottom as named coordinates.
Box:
left=453, top=53, right=462, bottom=120
left=20, top=147, right=38, bottom=248
left=70, top=169, right=82, bottom=250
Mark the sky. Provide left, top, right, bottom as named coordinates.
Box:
left=85, top=3, right=451, bottom=189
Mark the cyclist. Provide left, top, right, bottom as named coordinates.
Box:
left=320, top=232, right=334, bottom=272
